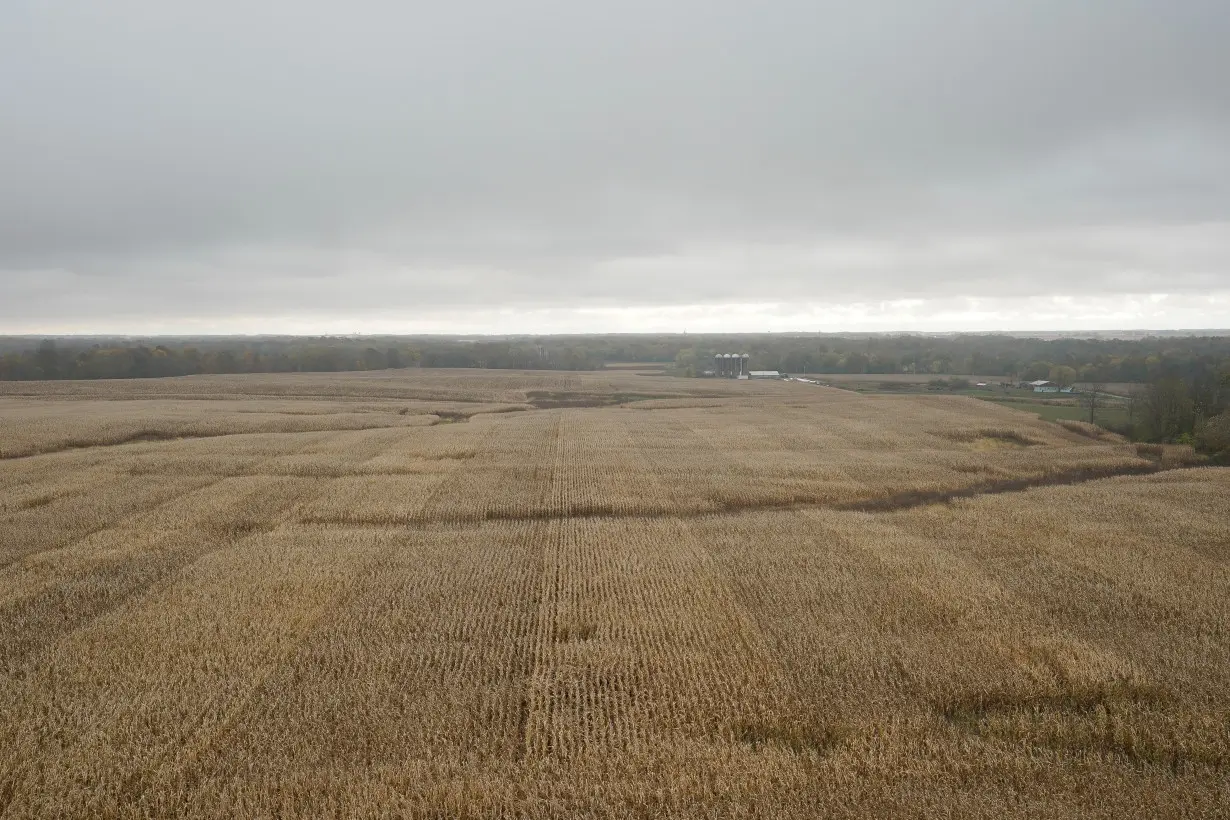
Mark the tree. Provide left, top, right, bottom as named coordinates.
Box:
left=362, top=347, right=386, bottom=370
left=1083, top=382, right=1106, bottom=425
left=1138, top=376, right=1195, bottom=442
left=674, top=347, right=698, bottom=377
left=1023, top=361, right=1051, bottom=380
left=1196, top=412, right=1230, bottom=458
left=842, top=352, right=869, bottom=374
left=35, top=340, right=60, bottom=379
left=968, top=351, right=994, bottom=376
left=1049, top=365, right=1077, bottom=388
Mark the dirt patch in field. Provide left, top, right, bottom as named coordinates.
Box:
left=941, top=681, right=1224, bottom=770
left=940, top=429, right=1043, bottom=449
left=838, top=462, right=1164, bottom=513
left=430, top=410, right=471, bottom=423
left=0, top=429, right=209, bottom=459
left=732, top=721, right=845, bottom=756
left=524, top=391, right=625, bottom=409
left=16, top=493, right=60, bottom=510
left=289, top=461, right=1177, bottom=527
left=943, top=680, right=1168, bottom=726
left=523, top=390, right=726, bottom=409
left=553, top=622, right=597, bottom=642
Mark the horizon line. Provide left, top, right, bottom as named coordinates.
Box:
left=4, top=328, right=1230, bottom=339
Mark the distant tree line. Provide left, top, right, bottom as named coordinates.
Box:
left=668, top=333, right=1230, bottom=384
left=0, top=337, right=605, bottom=380
left=3, top=332, right=1229, bottom=454
left=5, top=333, right=1230, bottom=386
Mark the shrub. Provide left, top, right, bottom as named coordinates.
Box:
left=1196, top=413, right=1230, bottom=455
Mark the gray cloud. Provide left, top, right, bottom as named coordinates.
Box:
left=2, top=0, right=1229, bottom=331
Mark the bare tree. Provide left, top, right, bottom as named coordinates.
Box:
left=1083, top=381, right=1106, bottom=425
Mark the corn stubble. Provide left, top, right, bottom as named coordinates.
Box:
left=0, top=370, right=1227, bottom=817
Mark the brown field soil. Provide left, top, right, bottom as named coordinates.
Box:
left=0, top=369, right=1226, bottom=818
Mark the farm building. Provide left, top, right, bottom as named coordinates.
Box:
left=748, top=370, right=781, bottom=379
left=713, top=353, right=751, bottom=378
left=1025, top=380, right=1075, bottom=394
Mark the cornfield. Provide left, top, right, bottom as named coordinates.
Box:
left=1, top=370, right=1226, bottom=817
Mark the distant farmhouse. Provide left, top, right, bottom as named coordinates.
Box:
left=1022, top=379, right=1075, bottom=394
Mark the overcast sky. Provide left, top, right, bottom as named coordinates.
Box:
left=2, top=0, right=1229, bottom=334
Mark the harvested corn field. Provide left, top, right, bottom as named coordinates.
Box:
left=1, top=369, right=1227, bottom=818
